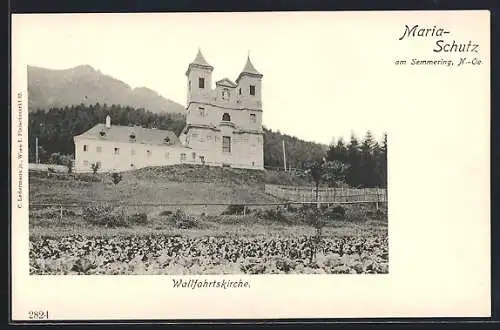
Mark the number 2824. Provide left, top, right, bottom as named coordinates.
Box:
left=28, top=310, right=49, bottom=320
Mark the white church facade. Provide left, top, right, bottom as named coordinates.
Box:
left=73, top=50, right=264, bottom=173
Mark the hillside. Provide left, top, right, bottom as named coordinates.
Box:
left=29, top=165, right=302, bottom=219
left=27, top=65, right=185, bottom=114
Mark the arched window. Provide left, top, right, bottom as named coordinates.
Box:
left=222, top=113, right=231, bottom=121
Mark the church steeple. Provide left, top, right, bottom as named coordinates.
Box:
left=236, top=55, right=262, bottom=83
left=186, top=48, right=213, bottom=76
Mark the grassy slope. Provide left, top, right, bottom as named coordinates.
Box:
left=29, top=164, right=387, bottom=238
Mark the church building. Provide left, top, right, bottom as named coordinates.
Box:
left=73, top=50, right=265, bottom=173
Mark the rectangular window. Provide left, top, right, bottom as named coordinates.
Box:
left=199, top=77, right=205, bottom=89
left=222, top=136, right=231, bottom=153
left=114, top=147, right=120, bottom=155
left=96, top=146, right=102, bottom=153
left=96, top=161, right=102, bottom=168
left=250, top=85, right=256, bottom=96
left=192, top=152, right=196, bottom=160
left=83, top=160, right=88, bottom=166
left=239, top=88, right=242, bottom=95
left=147, top=150, right=152, bottom=157
left=131, top=149, right=136, bottom=156
left=180, top=153, right=186, bottom=161
left=250, top=114, right=256, bottom=123
left=165, top=152, right=170, bottom=159
left=199, top=107, right=205, bottom=116
left=83, top=145, right=88, bottom=152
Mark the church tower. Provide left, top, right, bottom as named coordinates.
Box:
left=236, top=55, right=263, bottom=111
left=186, top=49, right=213, bottom=105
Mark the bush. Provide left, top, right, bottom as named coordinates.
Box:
left=221, top=204, right=247, bottom=215
left=90, top=163, right=100, bottom=174
left=129, top=212, right=148, bottom=225
left=324, top=205, right=346, bottom=220
left=159, top=210, right=173, bottom=216
left=263, top=207, right=288, bottom=222
left=111, top=172, right=122, bottom=185
left=170, top=209, right=198, bottom=229
left=82, top=202, right=130, bottom=227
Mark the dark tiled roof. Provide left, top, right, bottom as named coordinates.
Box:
left=74, top=124, right=182, bottom=147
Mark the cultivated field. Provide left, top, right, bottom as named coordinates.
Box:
left=29, top=165, right=388, bottom=275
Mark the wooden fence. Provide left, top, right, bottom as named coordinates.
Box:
left=265, top=184, right=387, bottom=203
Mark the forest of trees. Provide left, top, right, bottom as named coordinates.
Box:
left=324, top=132, right=387, bottom=188
left=263, top=128, right=327, bottom=170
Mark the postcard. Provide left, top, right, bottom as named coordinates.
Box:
left=10, top=10, right=490, bottom=321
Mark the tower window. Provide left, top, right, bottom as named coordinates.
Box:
left=250, top=85, right=256, bottom=96
left=222, top=136, right=231, bottom=153
left=83, top=145, right=88, bottom=152
left=239, top=88, right=242, bottom=95
left=189, top=80, right=191, bottom=91
left=222, top=113, right=231, bottom=121
left=199, top=77, right=205, bottom=88
left=222, top=88, right=230, bottom=100
left=250, top=113, right=256, bottom=123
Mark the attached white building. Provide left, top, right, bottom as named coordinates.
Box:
left=73, top=50, right=265, bottom=173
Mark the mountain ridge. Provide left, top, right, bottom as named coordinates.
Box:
left=27, top=65, right=186, bottom=114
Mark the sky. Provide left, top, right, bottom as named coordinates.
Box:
left=13, top=12, right=397, bottom=145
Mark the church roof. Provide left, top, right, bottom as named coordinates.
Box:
left=191, top=49, right=212, bottom=67
left=236, top=56, right=263, bottom=82
left=241, top=56, right=261, bottom=75
left=74, top=123, right=182, bottom=147
left=216, top=78, right=237, bottom=88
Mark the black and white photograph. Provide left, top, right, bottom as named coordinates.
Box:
left=11, top=11, right=490, bottom=320
left=24, top=14, right=389, bottom=276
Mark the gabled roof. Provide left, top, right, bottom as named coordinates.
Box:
left=236, top=56, right=263, bottom=83
left=74, top=124, right=182, bottom=147
left=216, top=78, right=237, bottom=88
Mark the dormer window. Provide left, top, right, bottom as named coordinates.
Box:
left=250, top=85, right=256, bottom=96
left=222, top=113, right=231, bottom=121
left=164, top=137, right=171, bottom=144
left=199, top=77, right=205, bottom=89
